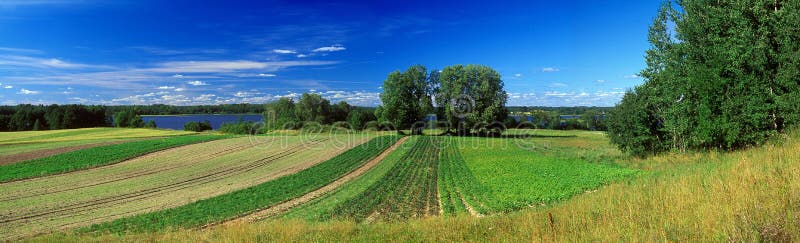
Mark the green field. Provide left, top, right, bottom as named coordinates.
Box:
left=2, top=129, right=796, bottom=241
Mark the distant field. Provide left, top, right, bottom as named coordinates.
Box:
left=0, top=134, right=374, bottom=239
left=0, top=135, right=226, bottom=182
left=0, top=128, right=194, bottom=146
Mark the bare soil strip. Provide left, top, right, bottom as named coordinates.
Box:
left=223, top=136, right=410, bottom=224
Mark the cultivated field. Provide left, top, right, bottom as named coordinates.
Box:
left=3, top=128, right=795, bottom=241
left=0, top=133, right=375, bottom=239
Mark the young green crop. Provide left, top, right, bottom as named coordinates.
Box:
left=80, top=135, right=401, bottom=234
left=283, top=136, right=417, bottom=220
left=437, top=137, right=497, bottom=215
left=331, top=136, right=440, bottom=221
left=0, top=134, right=227, bottom=182
left=457, top=136, right=639, bottom=212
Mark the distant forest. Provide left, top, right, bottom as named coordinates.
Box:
left=0, top=103, right=610, bottom=132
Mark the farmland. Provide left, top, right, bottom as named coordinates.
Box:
left=0, top=133, right=378, bottom=238
left=1, top=128, right=796, bottom=241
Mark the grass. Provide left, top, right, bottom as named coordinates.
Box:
left=0, top=134, right=226, bottom=182
left=25, top=129, right=800, bottom=241
left=282, top=136, right=418, bottom=220
left=79, top=135, right=401, bottom=234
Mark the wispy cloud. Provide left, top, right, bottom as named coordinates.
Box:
left=148, top=60, right=338, bottom=73
left=312, top=45, right=346, bottom=52
left=258, top=73, right=276, bottom=77
left=0, top=55, right=110, bottom=69
left=272, top=49, right=297, bottom=54
left=542, top=67, right=560, bottom=72
left=4, top=85, right=12, bottom=89
left=596, top=79, right=606, bottom=83
left=187, top=80, right=208, bottom=86
left=156, top=86, right=175, bottom=90
left=624, top=74, right=641, bottom=79
left=18, top=88, right=40, bottom=95
left=0, top=47, right=43, bottom=54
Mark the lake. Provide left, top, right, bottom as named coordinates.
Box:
left=141, top=114, right=263, bottom=130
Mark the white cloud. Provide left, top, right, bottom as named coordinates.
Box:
left=0, top=55, right=109, bottom=69
left=187, top=80, right=208, bottom=86
left=624, top=74, right=641, bottom=79
left=542, top=67, right=560, bottom=72
left=3, top=85, right=12, bottom=89
left=596, top=79, right=606, bottom=83
left=18, top=88, right=40, bottom=95
left=157, top=86, right=176, bottom=90
left=312, top=45, right=346, bottom=52
left=194, top=94, right=215, bottom=101
left=296, top=54, right=308, bottom=58
left=172, top=74, right=184, bottom=78
left=273, top=49, right=297, bottom=54
left=174, top=87, right=186, bottom=92
left=548, top=82, right=567, bottom=88
left=258, top=73, right=276, bottom=77
left=514, top=73, right=522, bottom=78
left=148, top=60, right=338, bottom=73
left=0, top=47, right=43, bottom=54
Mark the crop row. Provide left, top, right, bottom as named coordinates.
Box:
left=0, top=134, right=227, bottom=183
left=80, top=135, right=401, bottom=234
left=437, top=137, right=497, bottom=215
left=330, top=136, right=440, bottom=221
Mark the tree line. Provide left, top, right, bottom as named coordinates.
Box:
left=607, top=0, right=800, bottom=157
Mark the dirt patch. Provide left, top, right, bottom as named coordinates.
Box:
left=222, top=136, right=410, bottom=225
left=0, top=139, right=150, bottom=166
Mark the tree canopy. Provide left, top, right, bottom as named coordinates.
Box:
left=607, top=0, right=800, bottom=157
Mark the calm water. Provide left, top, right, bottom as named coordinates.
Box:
left=141, top=114, right=262, bottom=130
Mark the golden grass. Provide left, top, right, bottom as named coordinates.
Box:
left=26, top=131, right=800, bottom=242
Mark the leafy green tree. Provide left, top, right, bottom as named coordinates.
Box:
left=347, top=109, right=375, bottom=130
left=438, top=64, right=508, bottom=135
left=144, top=120, right=157, bottom=128
left=331, top=101, right=352, bottom=122
left=295, top=93, right=331, bottom=124
left=184, top=120, right=212, bottom=132
left=32, top=119, right=42, bottom=131
left=264, top=98, right=300, bottom=130
left=377, top=65, right=434, bottom=134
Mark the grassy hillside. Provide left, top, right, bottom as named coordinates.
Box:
left=31, top=130, right=800, bottom=242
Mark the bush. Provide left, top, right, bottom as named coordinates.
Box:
left=184, top=120, right=212, bottom=132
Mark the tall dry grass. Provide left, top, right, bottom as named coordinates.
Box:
left=28, top=131, right=800, bottom=242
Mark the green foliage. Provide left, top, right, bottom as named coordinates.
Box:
left=0, top=135, right=224, bottom=183
left=183, top=120, right=212, bottom=132
left=346, top=109, right=375, bottom=130
left=608, top=0, right=800, bottom=156
left=81, top=135, right=401, bottom=233
left=143, top=120, right=157, bottom=128
left=377, top=65, right=434, bottom=134
left=263, top=97, right=300, bottom=130
left=438, top=64, right=508, bottom=135
left=296, top=93, right=331, bottom=124
left=113, top=109, right=144, bottom=128
left=218, top=117, right=258, bottom=134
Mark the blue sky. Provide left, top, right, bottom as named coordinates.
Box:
left=0, top=0, right=659, bottom=107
